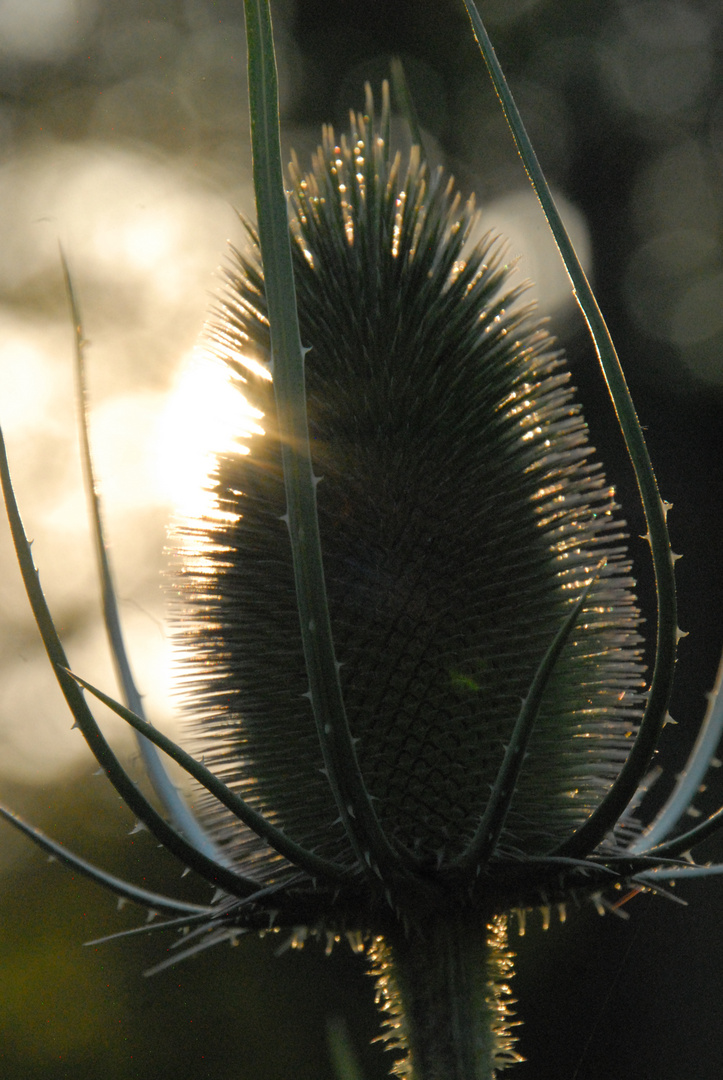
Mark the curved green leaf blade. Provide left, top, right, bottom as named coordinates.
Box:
left=60, top=250, right=220, bottom=864
left=457, top=566, right=604, bottom=872
left=462, top=0, right=678, bottom=856
left=0, top=805, right=214, bottom=917
left=242, top=0, right=414, bottom=886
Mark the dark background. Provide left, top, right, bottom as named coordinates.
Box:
left=1, top=1, right=722, bottom=1078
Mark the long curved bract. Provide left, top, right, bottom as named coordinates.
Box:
left=242, top=0, right=408, bottom=890
left=462, top=0, right=679, bottom=858
left=61, top=250, right=221, bottom=865
left=0, top=806, right=215, bottom=917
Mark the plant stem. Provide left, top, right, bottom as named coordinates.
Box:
left=371, top=914, right=521, bottom=1079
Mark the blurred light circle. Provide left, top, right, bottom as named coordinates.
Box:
left=624, top=229, right=719, bottom=331
left=97, top=18, right=183, bottom=80
left=0, top=0, right=96, bottom=62
left=0, top=143, right=243, bottom=309
left=88, top=75, right=195, bottom=153
left=478, top=187, right=591, bottom=315
left=709, top=91, right=723, bottom=169
left=679, top=333, right=723, bottom=384
left=630, top=140, right=719, bottom=238
left=670, top=274, right=723, bottom=346
left=624, top=229, right=723, bottom=383
left=173, top=24, right=249, bottom=129
left=599, top=1, right=713, bottom=119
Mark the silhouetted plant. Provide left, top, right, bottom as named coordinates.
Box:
left=1, top=3, right=722, bottom=1078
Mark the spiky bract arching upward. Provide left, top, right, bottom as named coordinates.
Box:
left=173, top=93, right=645, bottom=899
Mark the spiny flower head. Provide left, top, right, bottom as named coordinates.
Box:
left=173, top=87, right=646, bottom=924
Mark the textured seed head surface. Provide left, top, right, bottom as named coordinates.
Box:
left=173, top=99, right=646, bottom=882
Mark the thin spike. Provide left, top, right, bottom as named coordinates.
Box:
left=59, top=249, right=220, bottom=864
left=84, top=911, right=215, bottom=947
left=636, top=864, right=723, bottom=882
left=389, top=56, right=426, bottom=155
left=143, top=928, right=235, bottom=976
left=0, top=805, right=214, bottom=917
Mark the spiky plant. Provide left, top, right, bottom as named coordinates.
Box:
left=1, top=2, right=723, bottom=1078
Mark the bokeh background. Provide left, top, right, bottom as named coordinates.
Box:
left=1, top=1, right=722, bottom=1077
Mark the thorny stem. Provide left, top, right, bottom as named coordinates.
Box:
left=371, top=915, right=521, bottom=1080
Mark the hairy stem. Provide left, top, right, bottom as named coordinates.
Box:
left=370, top=915, right=521, bottom=1079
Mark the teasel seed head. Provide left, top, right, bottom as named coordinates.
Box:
left=172, top=87, right=646, bottom=929
left=133, top=78, right=657, bottom=1049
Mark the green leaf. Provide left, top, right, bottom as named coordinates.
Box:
left=242, top=0, right=410, bottom=887
left=462, top=0, right=678, bottom=855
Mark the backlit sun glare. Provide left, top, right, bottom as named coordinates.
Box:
left=157, top=348, right=262, bottom=523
